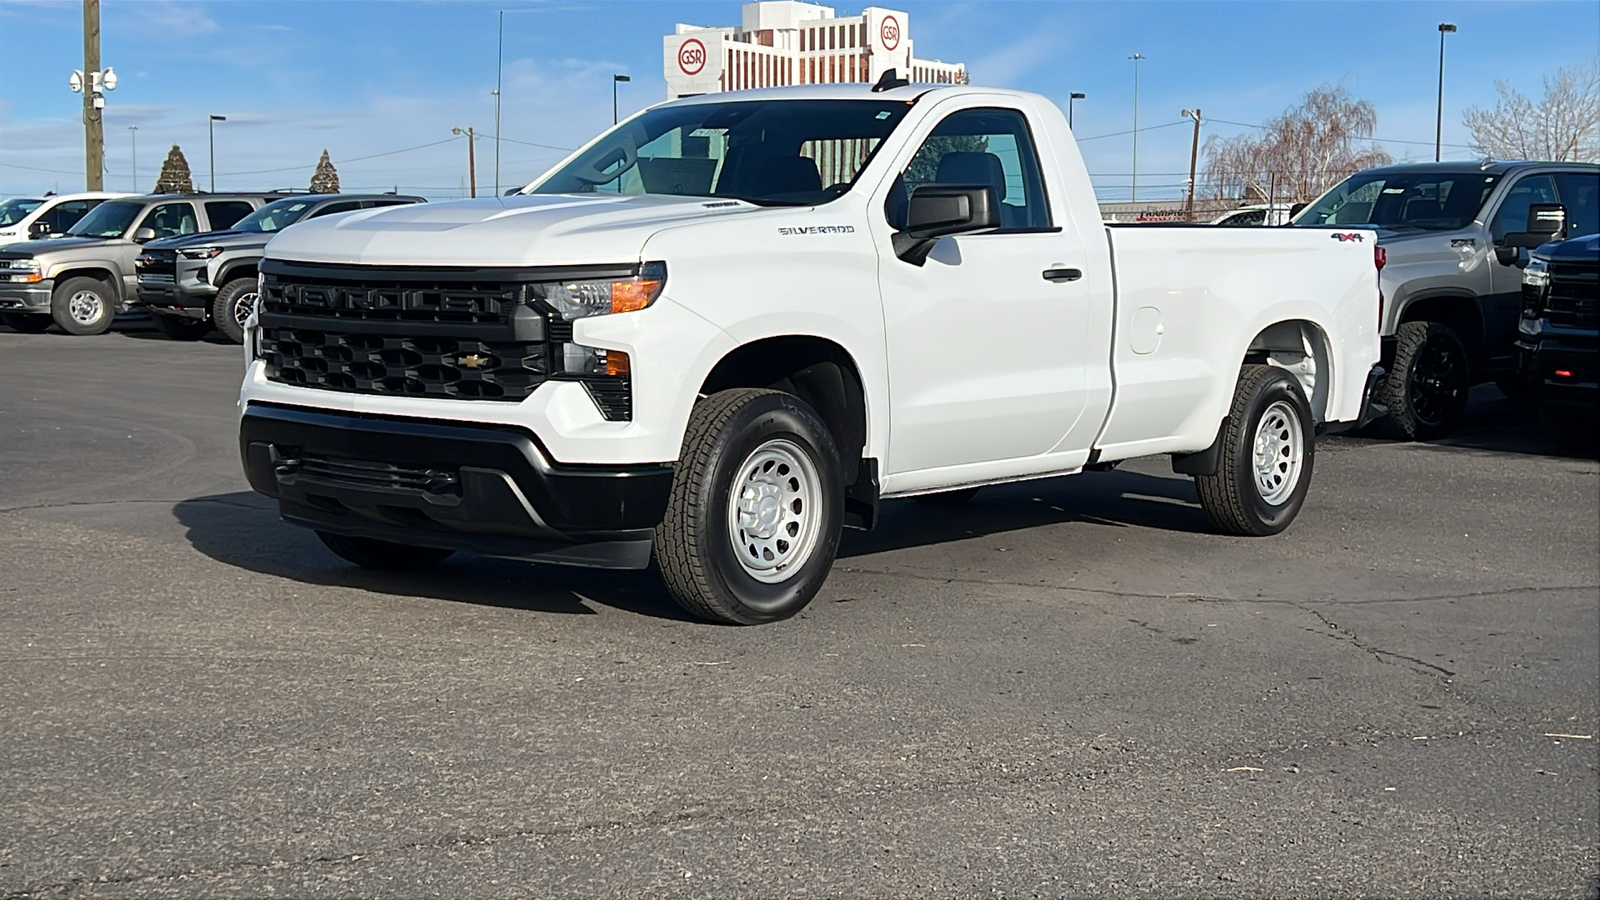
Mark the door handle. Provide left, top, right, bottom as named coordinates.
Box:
left=1042, top=267, right=1082, bottom=283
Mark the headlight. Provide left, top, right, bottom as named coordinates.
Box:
left=0, top=260, right=42, bottom=283
left=533, top=261, right=665, bottom=321
left=179, top=246, right=223, bottom=260
left=1522, top=257, right=1549, bottom=289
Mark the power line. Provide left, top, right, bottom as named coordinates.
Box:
left=1204, top=117, right=1477, bottom=150
left=1077, top=120, right=1188, bottom=142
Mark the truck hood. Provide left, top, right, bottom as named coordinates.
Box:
left=0, top=235, right=112, bottom=258
left=143, top=230, right=267, bottom=253
left=263, top=193, right=762, bottom=267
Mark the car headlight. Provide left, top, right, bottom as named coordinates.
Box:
left=533, top=262, right=665, bottom=321
left=1522, top=257, right=1549, bottom=289
left=0, top=260, right=42, bottom=283
left=179, top=246, right=223, bottom=260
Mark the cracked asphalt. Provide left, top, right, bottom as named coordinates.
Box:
left=1, top=326, right=1596, bottom=898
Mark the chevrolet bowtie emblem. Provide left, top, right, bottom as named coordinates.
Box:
left=457, top=353, right=491, bottom=369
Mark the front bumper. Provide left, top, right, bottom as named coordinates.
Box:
left=136, top=262, right=218, bottom=315
left=0, top=282, right=53, bottom=313
left=240, top=402, right=675, bottom=569
left=1517, top=319, right=1598, bottom=409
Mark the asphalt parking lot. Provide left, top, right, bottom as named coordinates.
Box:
left=2, top=323, right=1596, bottom=899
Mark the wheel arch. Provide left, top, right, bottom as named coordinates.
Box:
left=1393, top=290, right=1486, bottom=370
left=50, top=265, right=120, bottom=299
left=1242, top=317, right=1335, bottom=425
left=215, top=259, right=259, bottom=287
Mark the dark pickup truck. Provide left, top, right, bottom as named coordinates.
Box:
left=1518, top=230, right=1598, bottom=449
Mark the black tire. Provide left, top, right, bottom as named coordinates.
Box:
left=1194, top=365, right=1316, bottom=537
left=211, top=277, right=259, bottom=344
left=50, top=275, right=116, bottom=336
left=316, top=531, right=455, bottom=570
left=1377, top=321, right=1471, bottom=440
left=1, top=313, right=51, bottom=333
left=913, top=486, right=981, bottom=505
left=150, top=313, right=213, bottom=341
left=654, top=388, right=844, bottom=625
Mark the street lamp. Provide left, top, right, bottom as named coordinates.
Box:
left=1436, top=23, right=1457, bottom=162
left=452, top=126, right=478, bottom=198
left=495, top=10, right=504, bottom=195
left=1129, top=54, right=1145, bottom=202
left=1068, top=92, right=1086, bottom=130
left=208, top=114, right=226, bottom=192
left=128, top=125, right=138, bottom=192
left=613, top=74, right=631, bottom=125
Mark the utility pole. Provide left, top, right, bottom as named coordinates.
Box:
left=1068, top=92, right=1085, bottom=130
left=209, top=115, right=227, bottom=192
left=453, top=127, right=477, bottom=197
left=494, top=10, right=503, bottom=195
left=1182, top=108, right=1201, bottom=220
left=1128, top=53, right=1144, bottom=202
left=1435, top=23, right=1457, bottom=162
left=82, top=0, right=103, bottom=190
left=128, top=125, right=138, bottom=191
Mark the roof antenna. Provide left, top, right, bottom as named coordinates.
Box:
left=871, top=68, right=910, bottom=92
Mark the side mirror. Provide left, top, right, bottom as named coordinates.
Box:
left=1289, top=202, right=1308, bottom=218
left=29, top=221, right=54, bottom=237
left=1499, top=202, right=1567, bottom=254
left=892, top=185, right=1000, bottom=266
left=131, top=227, right=157, bottom=244
left=1494, top=245, right=1523, bottom=267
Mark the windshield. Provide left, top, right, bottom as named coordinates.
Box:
left=529, top=99, right=913, bottom=206
left=232, top=197, right=317, bottom=233
left=1293, top=171, right=1502, bottom=231
left=0, top=198, right=45, bottom=227
left=67, top=199, right=143, bottom=238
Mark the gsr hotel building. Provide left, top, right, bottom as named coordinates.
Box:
left=663, top=0, right=968, bottom=99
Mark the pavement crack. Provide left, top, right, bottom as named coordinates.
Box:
left=1297, top=605, right=1457, bottom=677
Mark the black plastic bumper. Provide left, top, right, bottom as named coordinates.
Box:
left=1317, top=364, right=1388, bottom=435
left=1518, top=328, right=1599, bottom=409
left=240, top=402, right=674, bottom=569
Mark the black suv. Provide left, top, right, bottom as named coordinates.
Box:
left=137, top=193, right=424, bottom=343
left=1518, top=231, right=1598, bottom=448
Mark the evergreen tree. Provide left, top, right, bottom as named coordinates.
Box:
left=309, top=149, right=341, bottom=193
left=153, top=144, right=194, bottom=193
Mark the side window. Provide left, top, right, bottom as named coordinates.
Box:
left=366, top=199, right=414, bottom=208
left=44, top=200, right=96, bottom=234
left=889, top=107, right=1053, bottom=231
left=309, top=201, right=363, bottom=218
left=139, top=202, right=198, bottom=239
left=204, top=201, right=255, bottom=230
left=1491, top=175, right=1558, bottom=240
left=1554, top=171, right=1600, bottom=238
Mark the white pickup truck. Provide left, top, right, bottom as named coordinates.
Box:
left=239, top=79, right=1383, bottom=624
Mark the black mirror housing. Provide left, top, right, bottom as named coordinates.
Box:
left=1526, top=202, right=1566, bottom=237
left=1494, top=245, right=1523, bottom=267
left=893, top=184, right=1000, bottom=265
left=29, top=221, right=52, bottom=237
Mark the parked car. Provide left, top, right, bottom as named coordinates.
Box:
left=0, top=192, right=133, bottom=246
left=1516, top=228, right=1598, bottom=450
left=237, top=80, right=1383, bottom=624
left=137, top=193, right=425, bottom=343
left=1211, top=204, right=1294, bottom=227
left=1291, top=161, right=1600, bottom=439
left=0, top=192, right=287, bottom=335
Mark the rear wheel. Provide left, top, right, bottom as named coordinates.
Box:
left=151, top=313, right=213, bottom=341
left=1, top=313, right=51, bottom=333
left=1194, top=365, right=1316, bottom=536
left=1378, top=321, right=1471, bottom=440
left=316, top=531, right=454, bottom=570
left=50, top=276, right=116, bottom=336
left=654, top=388, right=844, bottom=624
left=212, top=278, right=258, bottom=344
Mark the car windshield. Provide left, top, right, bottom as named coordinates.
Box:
left=67, top=199, right=143, bottom=238
left=233, top=198, right=317, bottom=233
left=1292, top=171, right=1502, bottom=231
left=0, top=198, right=45, bottom=227
left=529, top=99, right=913, bottom=206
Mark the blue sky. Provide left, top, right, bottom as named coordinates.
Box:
left=1, top=0, right=1595, bottom=201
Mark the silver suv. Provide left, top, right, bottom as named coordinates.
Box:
left=1292, top=161, right=1600, bottom=439
left=0, top=192, right=285, bottom=335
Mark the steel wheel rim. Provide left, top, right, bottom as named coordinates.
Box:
left=1252, top=399, right=1304, bottom=506
left=1409, top=336, right=1465, bottom=427
left=726, top=438, right=823, bottom=584
left=232, top=290, right=259, bottom=328
left=67, top=290, right=103, bottom=325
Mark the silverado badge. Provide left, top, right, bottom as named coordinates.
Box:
left=457, top=353, right=492, bottom=369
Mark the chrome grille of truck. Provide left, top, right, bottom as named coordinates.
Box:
left=135, top=249, right=177, bottom=282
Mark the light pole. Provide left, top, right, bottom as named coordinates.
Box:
left=1182, top=108, right=1202, bottom=221
left=453, top=126, right=477, bottom=197
left=494, top=10, right=503, bottom=194
left=208, top=114, right=226, bottom=192
left=1435, top=23, right=1457, bottom=162
left=1068, top=92, right=1085, bottom=130
left=1129, top=53, right=1144, bottom=202
left=128, top=125, right=138, bottom=191
left=613, top=74, right=631, bottom=125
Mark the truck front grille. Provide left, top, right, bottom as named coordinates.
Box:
left=262, top=329, right=549, bottom=400
left=135, top=249, right=177, bottom=281
left=1545, top=261, right=1598, bottom=329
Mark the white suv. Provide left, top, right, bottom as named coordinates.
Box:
left=0, top=192, right=134, bottom=245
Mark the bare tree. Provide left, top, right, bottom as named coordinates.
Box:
left=1464, top=59, right=1600, bottom=162
left=1202, top=85, right=1392, bottom=206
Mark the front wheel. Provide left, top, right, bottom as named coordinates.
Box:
left=212, top=278, right=259, bottom=344
left=1194, top=365, right=1316, bottom=536
left=654, top=388, right=844, bottom=625
left=50, top=276, right=116, bottom=335
left=316, top=531, right=455, bottom=570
